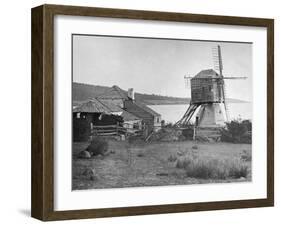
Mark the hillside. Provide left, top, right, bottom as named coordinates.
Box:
left=72, top=82, right=246, bottom=105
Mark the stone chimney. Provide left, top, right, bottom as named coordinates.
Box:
left=128, top=88, right=134, bottom=100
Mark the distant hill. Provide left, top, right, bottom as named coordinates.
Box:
left=73, top=82, right=247, bottom=105
left=73, top=83, right=110, bottom=101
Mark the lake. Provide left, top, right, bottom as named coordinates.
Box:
left=148, top=103, right=252, bottom=124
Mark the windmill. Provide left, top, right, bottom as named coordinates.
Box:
left=175, top=45, right=246, bottom=128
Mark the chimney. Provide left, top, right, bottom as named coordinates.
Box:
left=128, top=88, right=134, bottom=100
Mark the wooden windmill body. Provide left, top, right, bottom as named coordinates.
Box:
left=176, top=45, right=246, bottom=129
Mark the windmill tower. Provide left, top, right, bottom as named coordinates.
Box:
left=175, top=45, right=246, bottom=129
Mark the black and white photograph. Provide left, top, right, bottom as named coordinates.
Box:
left=72, top=34, right=252, bottom=190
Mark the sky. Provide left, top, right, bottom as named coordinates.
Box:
left=73, top=35, right=252, bottom=102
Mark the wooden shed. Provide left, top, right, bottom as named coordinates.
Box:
left=72, top=98, right=123, bottom=141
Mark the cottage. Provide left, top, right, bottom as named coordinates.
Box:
left=98, top=85, right=161, bottom=134
left=124, top=100, right=161, bottom=134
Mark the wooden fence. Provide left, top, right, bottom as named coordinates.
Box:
left=90, top=124, right=160, bottom=138
left=91, top=124, right=127, bottom=136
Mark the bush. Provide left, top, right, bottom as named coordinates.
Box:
left=182, top=128, right=194, bottom=140
left=228, top=161, right=248, bottom=178
left=167, top=153, right=178, bottom=162
left=176, top=152, right=248, bottom=180
left=221, top=120, right=252, bottom=144
left=242, top=120, right=252, bottom=131
left=192, top=145, right=198, bottom=150
left=176, top=156, right=193, bottom=168
left=86, top=137, right=108, bottom=156
left=240, top=150, right=252, bottom=162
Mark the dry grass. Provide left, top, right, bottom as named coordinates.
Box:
left=72, top=140, right=251, bottom=190
left=176, top=151, right=248, bottom=179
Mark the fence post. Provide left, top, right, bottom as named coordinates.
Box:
left=193, top=126, right=196, bottom=140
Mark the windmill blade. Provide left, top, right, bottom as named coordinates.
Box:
left=220, top=81, right=229, bottom=121
left=212, top=45, right=223, bottom=76
left=184, top=77, right=190, bottom=88
left=214, top=45, right=229, bottom=120
left=184, top=75, right=191, bottom=88
left=217, top=45, right=223, bottom=76
left=212, top=51, right=220, bottom=72
left=223, top=76, right=247, bottom=79
left=185, top=76, right=246, bottom=80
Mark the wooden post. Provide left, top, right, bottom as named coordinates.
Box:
left=193, top=126, right=196, bottom=140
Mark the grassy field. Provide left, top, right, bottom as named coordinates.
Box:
left=72, top=140, right=251, bottom=190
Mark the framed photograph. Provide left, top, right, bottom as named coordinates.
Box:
left=31, top=4, right=274, bottom=221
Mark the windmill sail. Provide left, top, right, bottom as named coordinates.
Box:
left=212, top=46, right=223, bottom=74
left=212, top=45, right=229, bottom=121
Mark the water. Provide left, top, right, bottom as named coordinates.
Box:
left=148, top=103, right=252, bottom=124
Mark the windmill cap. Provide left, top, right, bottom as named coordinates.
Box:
left=193, top=69, right=220, bottom=79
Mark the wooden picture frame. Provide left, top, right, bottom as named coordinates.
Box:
left=31, top=4, right=274, bottom=221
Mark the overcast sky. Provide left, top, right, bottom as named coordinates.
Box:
left=73, top=35, right=252, bottom=102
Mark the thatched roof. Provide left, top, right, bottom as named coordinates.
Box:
left=73, top=99, right=111, bottom=113
left=134, top=101, right=161, bottom=117
left=73, top=98, right=140, bottom=122
left=97, top=85, right=129, bottom=100
left=97, top=99, right=122, bottom=112
left=121, top=109, right=141, bottom=121
left=73, top=98, right=123, bottom=114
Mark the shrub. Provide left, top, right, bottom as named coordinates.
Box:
left=221, top=120, right=252, bottom=144
left=163, top=123, right=174, bottom=128
left=137, top=152, right=145, bottom=157
left=240, top=150, right=252, bottom=162
left=176, top=153, right=248, bottom=180
left=176, top=155, right=193, bottom=169
left=167, top=153, right=178, bottom=162
left=161, top=120, right=165, bottom=127
left=242, top=120, right=252, bottom=131
left=228, top=159, right=248, bottom=178
left=86, top=137, right=108, bottom=156
left=192, top=145, right=198, bottom=150
left=182, top=128, right=194, bottom=140
left=186, top=159, right=229, bottom=179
